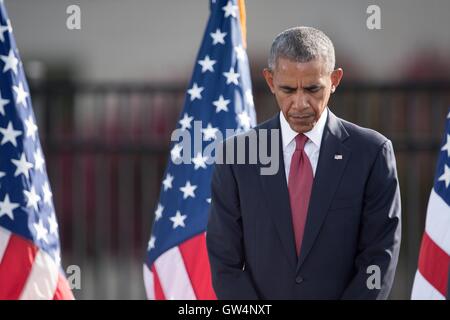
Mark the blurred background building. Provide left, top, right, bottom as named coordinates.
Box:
left=6, top=0, right=450, bottom=299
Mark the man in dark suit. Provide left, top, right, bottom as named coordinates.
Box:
left=206, top=26, right=401, bottom=299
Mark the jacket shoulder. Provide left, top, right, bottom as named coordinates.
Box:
left=339, top=117, right=391, bottom=150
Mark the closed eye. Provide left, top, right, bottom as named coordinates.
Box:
left=279, top=86, right=296, bottom=94
left=305, top=85, right=322, bottom=93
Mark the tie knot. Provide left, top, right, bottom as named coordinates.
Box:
left=294, top=134, right=308, bottom=150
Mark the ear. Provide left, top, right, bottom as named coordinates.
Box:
left=263, top=68, right=275, bottom=94
left=330, top=68, right=344, bottom=93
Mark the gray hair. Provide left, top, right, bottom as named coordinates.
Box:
left=268, top=26, right=336, bottom=72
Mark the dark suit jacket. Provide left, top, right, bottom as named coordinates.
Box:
left=206, top=110, right=401, bottom=299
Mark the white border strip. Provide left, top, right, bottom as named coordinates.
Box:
left=0, top=226, right=11, bottom=264
left=425, top=189, right=450, bottom=256
left=411, top=270, right=445, bottom=300
left=143, top=264, right=155, bottom=300
left=153, top=246, right=196, bottom=300
left=19, top=249, right=59, bottom=300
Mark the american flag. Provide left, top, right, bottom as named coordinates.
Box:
left=411, top=109, right=450, bottom=299
left=143, top=0, right=256, bottom=300
left=0, top=2, right=73, bottom=299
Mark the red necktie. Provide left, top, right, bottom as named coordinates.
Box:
left=288, top=134, right=314, bottom=256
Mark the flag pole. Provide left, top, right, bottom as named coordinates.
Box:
left=238, top=0, right=247, bottom=48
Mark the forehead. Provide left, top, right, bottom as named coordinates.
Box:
left=273, top=57, right=328, bottom=83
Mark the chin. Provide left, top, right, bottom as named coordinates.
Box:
left=290, top=124, right=310, bottom=134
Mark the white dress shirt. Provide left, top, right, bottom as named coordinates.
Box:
left=280, top=107, right=328, bottom=182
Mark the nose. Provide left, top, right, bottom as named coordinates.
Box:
left=292, top=90, right=309, bottom=111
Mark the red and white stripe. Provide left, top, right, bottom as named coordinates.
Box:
left=0, top=226, right=74, bottom=300
left=411, top=189, right=450, bottom=299
left=143, top=232, right=216, bottom=300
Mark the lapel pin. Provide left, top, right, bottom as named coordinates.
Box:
left=334, top=154, right=343, bottom=160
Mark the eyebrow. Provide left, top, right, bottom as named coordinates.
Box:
left=278, top=84, right=323, bottom=91
left=303, top=84, right=322, bottom=90
left=279, top=85, right=297, bottom=90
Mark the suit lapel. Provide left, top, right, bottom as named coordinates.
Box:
left=296, top=111, right=351, bottom=271
left=259, top=114, right=297, bottom=270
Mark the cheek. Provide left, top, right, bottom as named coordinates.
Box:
left=275, top=94, right=291, bottom=111
left=310, top=92, right=330, bottom=113
left=311, top=92, right=326, bottom=102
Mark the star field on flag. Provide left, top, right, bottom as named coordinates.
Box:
left=143, top=0, right=256, bottom=300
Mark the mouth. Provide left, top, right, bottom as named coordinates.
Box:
left=288, top=113, right=316, bottom=129
left=290, top=114, right=314, bottom=119
left=289, top=114, right=315, bottom=121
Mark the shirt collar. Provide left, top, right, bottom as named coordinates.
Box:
left=279, top=107, right=328, bottom=150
